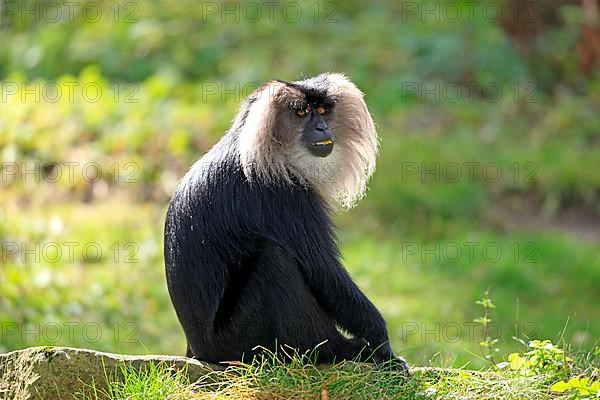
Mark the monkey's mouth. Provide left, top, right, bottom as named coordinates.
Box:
left=310, top=139, right=334, bottom=157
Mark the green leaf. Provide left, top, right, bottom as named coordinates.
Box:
left=550, top=380, right=570, bottom=393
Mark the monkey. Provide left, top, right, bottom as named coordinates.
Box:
left=164, top=73, right=408, bottom=373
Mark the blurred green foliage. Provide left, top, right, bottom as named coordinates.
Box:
left=0, top=0, right=598, bottom=368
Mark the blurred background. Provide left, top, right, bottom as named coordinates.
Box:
left=0, top=0, right=598, bottom=369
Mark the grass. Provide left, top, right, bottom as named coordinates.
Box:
left=339, top=227, right=599, bottom=367
left=1, top=1, right=598, bottom=397
left=0, top=51, right=598, bottom=381
left=79, top=360, right=195, bottom=400
left=1, top=196, right=598, bottom=368
left=78, top=344, right=599, bottom=400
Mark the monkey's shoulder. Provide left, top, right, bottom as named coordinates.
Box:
left=175, top=161, right=323, bottom=220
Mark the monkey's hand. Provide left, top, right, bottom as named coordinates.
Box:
left=370, top=348, right=410, bottom=375
left=386, top=356, right=410, bottom=375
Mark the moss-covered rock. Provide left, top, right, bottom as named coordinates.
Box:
left=0, top=346, right=220, bottom=399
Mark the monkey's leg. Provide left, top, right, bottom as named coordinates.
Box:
left=293, top=248, right=398, bottom=361
left=243, top=242, right=380, bottom=364
left=263, top=241, right=409, bottom=372
left=202, top=240, right=369, bottom=365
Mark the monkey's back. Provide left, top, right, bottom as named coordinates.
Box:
left=164, top=135, right=250, bottom=320
left=163, top=133, right=340, bottom=359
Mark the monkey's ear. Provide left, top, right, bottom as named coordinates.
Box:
left=237, top=81, right=289, bottom=183
left=323, top=73, right=365, bottom=99
left=322, top=73, right=379, bottom=209
left=324, top=72, right=377, bottom=149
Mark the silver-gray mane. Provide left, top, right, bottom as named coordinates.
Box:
left=237, top=73, right=378, bottom=210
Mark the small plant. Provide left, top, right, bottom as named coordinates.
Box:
left=551, top=377, right=600, bottom=399
left=473, top=290, right=499, bottom=364
left=497, top=339, right=571, bottom=377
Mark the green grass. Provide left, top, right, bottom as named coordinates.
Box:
left=0, top=201, right=182, bottom=356
left=78, top=344, right=598, bottom=400
left=0, top=0, right=598, bottom=397
left=1, top=198, right=598, bottom=370
left=80, top=360, right=194, bottom=400
left=1, top=94, right=598, bottom=365
left=339, top=228, right=599, bottom=366
left=0, top=5, right=598, bottom=374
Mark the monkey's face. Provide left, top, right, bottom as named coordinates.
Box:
left=238, top=73, right=377, bottom=209
left=293, top=101, right=336, bottom=158
left=277, top=82, right=338, bottom=158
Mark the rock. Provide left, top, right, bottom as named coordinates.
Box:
left=0, top=346, right=222, bottom=400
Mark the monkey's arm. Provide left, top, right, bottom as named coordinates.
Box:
left=255, top=186, right=396, bottom=360
left=261, top=233, right=394, bottom=359
left=308, top=254, right=394, bottom=358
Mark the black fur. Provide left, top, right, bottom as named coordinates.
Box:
left=164, top=97, right=407, bottom=372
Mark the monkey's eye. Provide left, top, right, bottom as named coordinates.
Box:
left=296, top=107, right=310, bottom=118
left=316, top=106, right=327, bottom=115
